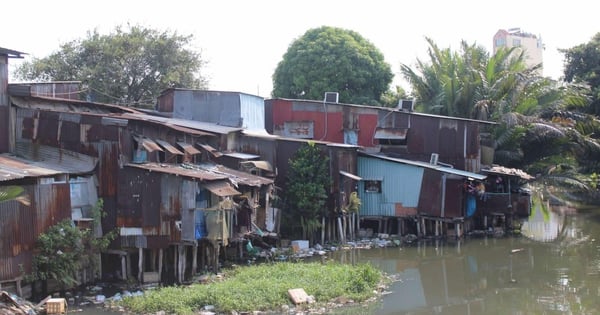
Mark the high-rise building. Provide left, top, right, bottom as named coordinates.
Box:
left=493, top=28, right=544, bottom=75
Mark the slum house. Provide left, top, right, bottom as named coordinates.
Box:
left=0, top=147, right=98, bottom=298
left=475, top=165, right=534, bottom=232
left=266, top=96, right=536, bottom=236
left=265, top=96, right=494, bottom=173
left=358, top=152, right=487, bottom=238
left=155, top=89, right=363, bottom=244
left=239, top=130, right=362, bottom=244
left=6, top=89, right=275, bottom=284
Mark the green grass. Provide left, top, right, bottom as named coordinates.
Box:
left=119, top=261, right=384, bottom=314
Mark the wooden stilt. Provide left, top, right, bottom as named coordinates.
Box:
left=121, top=255, right=127, bottom=280
left=192, top=244, right=198, bottom=276
left=158, top=249, right=163, bottom=282
left=138, top=247, right=143, bottom=283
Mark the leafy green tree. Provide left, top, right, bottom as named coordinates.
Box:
left=560, top=32, right=600, bottom=115
left=272, top=26, right=393, bottom=105
left=0, top=185, right=30, bottom=205
left=14, top=24, right=207, bottom=108
left=282, top=142, right=331, bottom=242
left=27, top=199, right=116, bottom=292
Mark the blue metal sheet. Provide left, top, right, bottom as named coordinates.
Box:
left=357, top=156, right=424, bottom=217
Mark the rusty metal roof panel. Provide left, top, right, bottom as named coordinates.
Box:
left=177, top=142, right=202, bottom=155
left=15, top=142, right=98, bottom=173
left=197, top=143, right=223, bottom=157
left=133, top=136, right=163, bottom=152
left=202, top=180, right=241, bottom=197
left=125, top=163, right=227, bottom=181
left=155, top=139, right=184, bottom=155
left=210, top=164, right=274, bottom=186
left=0, top=150, right=97, bottom=182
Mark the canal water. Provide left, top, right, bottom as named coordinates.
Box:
left=79, top=205, right=600, bottom=314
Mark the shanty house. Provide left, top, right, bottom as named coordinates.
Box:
left=357, top=152, right=486, bottom=237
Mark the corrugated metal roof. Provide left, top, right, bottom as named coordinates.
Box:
left=482, top=166, right=534, bottom=180
left=125, top=162, right=227, bottom=181
left=199, top=163, right=274, bottom=186
left=177, top=142, right=202, bottom=155
left=0, top=149, right=97, bottom=181
left=360, top=152, right=486, bottom=180
left=125, top=113, right=242, bottom=134
left=223, top=152, right=260, bottom=160
left=155, top=139, right=184, bottom=155
left=125, top=162, right=273, bottom=187
left=202, top=180, right=241, bottom=196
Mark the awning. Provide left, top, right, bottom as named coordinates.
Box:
left=155, top=139, right=184, bottom=155
left=202, top=181, right=241, bottom=197
left=133, top=136, right=163, bottom=152
left=339, top=170, right=362, bottom=181
left=177, top=142, right=202, bottom=155
left=197, top=143, right=223, bottom=157
left=374, top=128, right=408, bottom=140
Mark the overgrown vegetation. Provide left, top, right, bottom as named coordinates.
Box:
left=24, top=199, right=116, bottom=290
left=120, top=261, right=384, bottom=314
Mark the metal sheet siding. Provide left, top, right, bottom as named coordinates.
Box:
left=180, top=179, right=197, bottom=242
left=172, top=90, right=242, bottom=127
left=357, top=156, right=423, bottom=217
left=418, top=169, right=443, bottom=217
left=0, top=107, right=9, bottom=152
left=117, top=167, right=160, bottom=228
left=239, top=93, right=265, bottom=131
left=159, top=175, right=183, bottom=242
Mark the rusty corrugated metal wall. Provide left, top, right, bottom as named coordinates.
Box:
left=0, top=180, right=71, bottom=281
left=418, top=169, right=444, bottom=217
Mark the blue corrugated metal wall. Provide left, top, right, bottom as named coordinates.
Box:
left=357, top=156, right=424, bottom=217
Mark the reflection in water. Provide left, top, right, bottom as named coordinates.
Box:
left=330, top=209, right=600, bottom=315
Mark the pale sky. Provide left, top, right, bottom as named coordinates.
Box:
left=2, top=0, right=598, bottom=98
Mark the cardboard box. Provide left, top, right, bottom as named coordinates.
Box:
left=47, top=298, right=67, bottom=314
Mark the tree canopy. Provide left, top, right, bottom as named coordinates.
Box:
left=14, top=24, right=208, bottom=108
left=560, top=32, right=600, bottom=115
left=272, top=26, right=393, bottom=106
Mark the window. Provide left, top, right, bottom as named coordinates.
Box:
left=495, top=38, right=506, bottom=47
left=344, top=129, right=358, bottom=145
left=512, top=38, right=521, bottom=47
left=364, top=180, right=382, bottom=193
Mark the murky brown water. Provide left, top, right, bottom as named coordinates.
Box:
left=79, top=206, right=600, bottom=314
